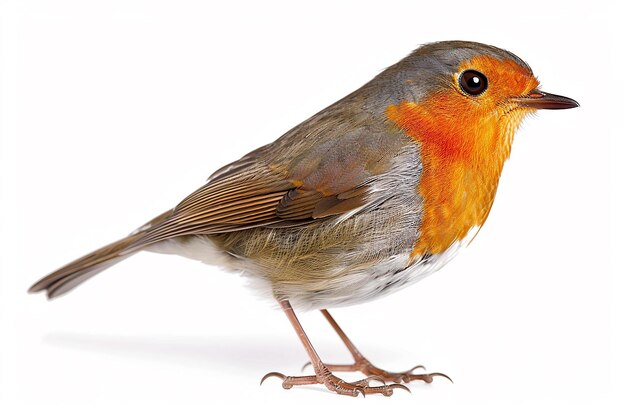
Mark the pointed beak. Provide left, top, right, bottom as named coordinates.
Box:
left=513, top=89, right=579, bottom=110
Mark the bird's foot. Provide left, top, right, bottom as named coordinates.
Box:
left=260, top=365, right=410, bottom=397
left=302, top=357, right=452, bottom=384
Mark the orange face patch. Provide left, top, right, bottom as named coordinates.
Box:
left=455, top=55, right=539, bottom=106
left=387, top=56, right=539, bottom=258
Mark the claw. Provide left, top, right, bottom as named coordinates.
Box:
left=301, top=361, right=312, bottom=373
left=353, top=376, right=387, bottom=387
left=402, top=371, right=454, bottom=384
left=260, top=371, right=286, bottom=385
left=405, top=365, right=426, bottom=373
left=355, top=387, right=366, bottom=398
left=430, top=372, right=454, bottom=384
left=389, top=383, right=411, bottom=394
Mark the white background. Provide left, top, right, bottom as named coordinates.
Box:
left=1, top=0, right=623, bottom=416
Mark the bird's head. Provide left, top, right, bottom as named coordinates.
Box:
left=379, top=41, right=578, bottom=165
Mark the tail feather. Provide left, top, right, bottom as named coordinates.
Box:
left=28, top=234, right=144, bottom=299
left=29, top=210, right=174, bottom=299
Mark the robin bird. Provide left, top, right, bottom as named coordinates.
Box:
left=29, top=40, right=579, bottom=396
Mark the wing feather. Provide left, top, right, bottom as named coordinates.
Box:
left=129, top=164, right=374, bottom=249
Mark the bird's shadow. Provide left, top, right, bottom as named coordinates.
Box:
left=42, top=332, right=306, bottom=375
left=41, top=332, right=443, bottom=393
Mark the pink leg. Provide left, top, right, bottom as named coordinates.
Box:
left=260, top=300, right=411, bottom=396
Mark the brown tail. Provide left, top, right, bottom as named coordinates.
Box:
left=29, top=210, right=173, bottom=299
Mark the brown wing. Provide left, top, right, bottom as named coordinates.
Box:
left=131, top=150, right=372, bottom=248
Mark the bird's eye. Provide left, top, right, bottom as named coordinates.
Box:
left=459, top=70, right=488, bottom=96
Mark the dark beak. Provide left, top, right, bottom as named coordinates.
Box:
left=513, top=89, right=579, bottom=110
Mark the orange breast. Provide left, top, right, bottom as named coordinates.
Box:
left=387, top=95, right=512, bottom=258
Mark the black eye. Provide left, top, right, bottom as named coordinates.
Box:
left=459, top=70, right=488, bottom=96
